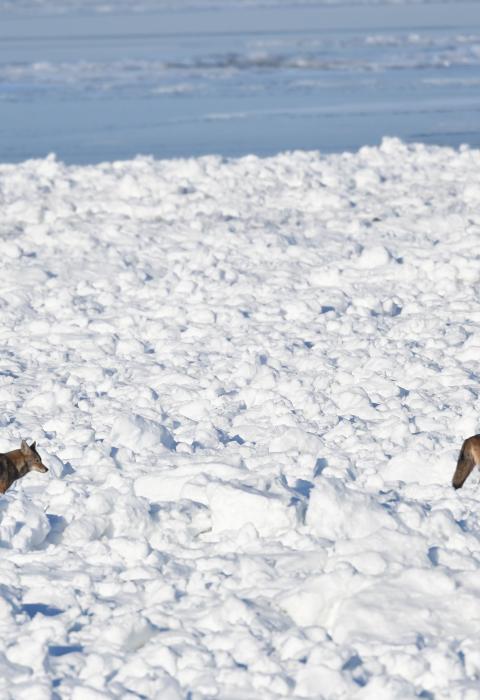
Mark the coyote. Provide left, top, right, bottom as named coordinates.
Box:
left=452, top=435, right=480, bottom=489
left=0, top=440, right=48, bottom=494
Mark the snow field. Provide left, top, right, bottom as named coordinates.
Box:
left=0, top=138, right=480, bottom=697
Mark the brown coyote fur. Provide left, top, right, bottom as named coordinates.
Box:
left=0, top=440, right=48, bottom=494
left=452, top=435, right=480, bottom=489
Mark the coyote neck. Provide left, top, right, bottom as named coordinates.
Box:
left=0, top=452, right=28, bottom=493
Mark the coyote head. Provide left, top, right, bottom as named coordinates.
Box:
left=452, top=437, right=479, bottom=490
left=20, top=440, right=48, bottom=474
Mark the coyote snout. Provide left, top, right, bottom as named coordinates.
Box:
left=0, top=440, right=48, bottom=494
left=452, top=435, right=480, bottom=490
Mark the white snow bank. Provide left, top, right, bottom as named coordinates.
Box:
left=0, top=138, right=479, bottom=698
left=207, top=480, right=299, bottom=537
left=134, top=457, right=244, bottom=501
left=305, top=476, right=395, bottom=540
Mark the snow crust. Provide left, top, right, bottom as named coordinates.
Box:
left=0, top=138, right=480, bottom=697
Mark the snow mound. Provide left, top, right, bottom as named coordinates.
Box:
left=110, top=413, right=176, bottom=452
left=207, top=480, right=299, bottom=537
left=306, top=476, right=395, bottom=540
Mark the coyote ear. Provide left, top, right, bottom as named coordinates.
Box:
left=30, top=441, right=36, bottom=451
left=20, top=439, right=30, bottom=454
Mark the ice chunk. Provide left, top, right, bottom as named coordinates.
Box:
left=356, top=245, right=391, bottom=269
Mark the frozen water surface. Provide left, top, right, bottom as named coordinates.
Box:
left=0, top=0, right=479, bottom=161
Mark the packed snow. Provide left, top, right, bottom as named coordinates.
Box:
left=1, top=138, right=480, bottom=698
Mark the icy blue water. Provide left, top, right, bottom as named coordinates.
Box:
left=0, top=1, right=479, bottom=162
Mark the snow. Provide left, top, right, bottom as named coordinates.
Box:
left=1, top=138, right=480, bottom=697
